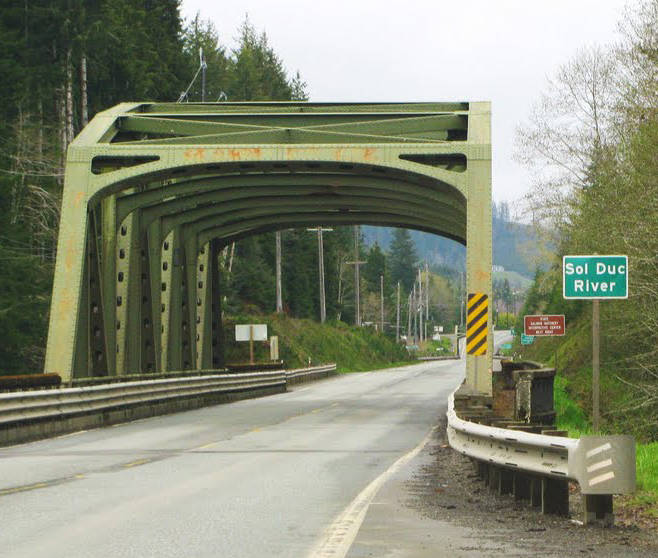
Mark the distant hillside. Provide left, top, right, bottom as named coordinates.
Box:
left=363, top=201, right=541, bottom=278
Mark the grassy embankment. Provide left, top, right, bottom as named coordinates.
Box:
left=223, top=313, right=414, bottom=372
left=514, top=318, right=657, bottom=517
left=414, top=337, right=454, bottom=358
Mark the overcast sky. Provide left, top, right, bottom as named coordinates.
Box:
left=180, top=0, right=632, bottom=212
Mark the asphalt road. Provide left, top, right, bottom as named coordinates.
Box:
left=1, top=333, right=510, bottom=558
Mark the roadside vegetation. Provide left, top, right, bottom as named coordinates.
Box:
left=513, top=0, right=657, bottom=519
left=413, top=338, right=454, bottom=358
left=223, top=314, right=411, bottom=372
left=513, top=0, right=657, bottom=443
left=513, top=318, right=657, bottom=517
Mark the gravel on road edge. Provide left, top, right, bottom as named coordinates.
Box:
left=404, top=416, right=658, bottom=557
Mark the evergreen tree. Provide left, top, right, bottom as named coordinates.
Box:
left=388, top=228, right=417, bottom=293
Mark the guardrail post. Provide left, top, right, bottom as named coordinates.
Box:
left=477, top=461, right=488, bottom=481
left=530, top=477, right=542, bottom=508
left=583, top=494, right=613, bottom=526
left=541, top=478, right=569, bottom=516
left=499, top=469, right=514, bottom=495
left=488, top=465, right=500, bottom=491
left=513, top=472, right=531, bottom=501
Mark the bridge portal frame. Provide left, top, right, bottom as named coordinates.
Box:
left=45, top=101, right=492, bottom=393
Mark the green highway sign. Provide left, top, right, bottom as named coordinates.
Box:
left=521, top=334, right=535, bottom=345
left=563, top=255, right=628, bottom=299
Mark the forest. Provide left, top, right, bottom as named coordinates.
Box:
left=514, top=1, right=657, bottom=441
left=0, top=1, right=463, bottom=374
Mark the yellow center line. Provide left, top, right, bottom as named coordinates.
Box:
left=123, top=458, right=151, bottom=468
left=0, top=482, right=50, bottom=497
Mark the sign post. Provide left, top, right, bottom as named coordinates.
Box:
left=563, top=255, right=628, bottom=431
left=235, top=324, right=268, bottom=365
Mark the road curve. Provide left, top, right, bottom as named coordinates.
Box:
left=1, top=359, right=466, bottom=558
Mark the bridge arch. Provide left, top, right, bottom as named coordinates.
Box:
left=46, top=102, right=491, bottom=393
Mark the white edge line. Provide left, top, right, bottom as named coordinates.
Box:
left=306, top=426, right=437, bottom=558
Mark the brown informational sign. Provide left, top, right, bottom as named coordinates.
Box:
left=524, top=314, right=565, bottom=336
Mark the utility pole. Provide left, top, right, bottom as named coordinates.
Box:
left=346, top=226, right=365, bottom=326
left=396, top=282, right=400, bottom=342
left=306, top=227, right=333, bottom=323
left=275, top=231, right=282, bottom=313
left=417, top=269, right=423, bottom=343
left=380, top=274, right=384, bottom=333
left=407, top=292, right=412, bottom=340
left=425, top=262, right=429, bottom=341
left=200, top=48, right=207, bottom=102
left=413, top=283, right=418, bottom=343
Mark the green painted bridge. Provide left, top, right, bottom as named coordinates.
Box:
left=45, top=101, right=492, bottom=393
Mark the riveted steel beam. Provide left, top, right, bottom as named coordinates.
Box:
left=45, top=101, right=491, bottom=386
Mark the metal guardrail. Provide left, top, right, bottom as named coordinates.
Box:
left=416, top=355, right=459, bottom=361
left=0, top=365, right=337, bottom=446
left=286, top=364, right=337, bottom=383
left=447, top=388, right=635, bottom=524
left=0, top=371, right=287, bottom=427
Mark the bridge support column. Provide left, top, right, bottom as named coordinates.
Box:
left=465, top=101, right=492, bottom=395
left=197, top=242, right=213, bottom=369
left=147, top=220, right=164, bottom=373
left=45, top=158, right=90, bottom=383
left=87, top=208, right=109, bottom=377
left=115, top=203, right=141, bottom=375
left=210, top=240, right=224, bottom=369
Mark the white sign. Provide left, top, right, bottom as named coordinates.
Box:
left=235, top=324, right=268, bottom=342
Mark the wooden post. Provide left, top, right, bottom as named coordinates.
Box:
left=592, top=299, right=600, bottom=431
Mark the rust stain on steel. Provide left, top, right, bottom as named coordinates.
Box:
left=475, top=269, right=491, bottom=282
left=228, top=148, right=262, bottom=161
left=184, top=148, right=206, bottom=161
left=58, top=293, right=72, bottom=315
left=73, top=192, right=85, bottom=208
left=363, top=147, right=378, bottom=161
left=64, top=237, right=76, bottom=271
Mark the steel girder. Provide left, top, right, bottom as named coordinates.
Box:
left=45, top=101, right=492, bottom=393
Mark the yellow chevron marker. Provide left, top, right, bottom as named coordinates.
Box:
left=466, top=293, right=488, bottom=356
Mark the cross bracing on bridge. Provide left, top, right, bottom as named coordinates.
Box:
left=45, top=101, right=492, bottom=392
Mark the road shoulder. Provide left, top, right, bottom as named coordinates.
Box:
left=347, top=415, right=657, bottom=558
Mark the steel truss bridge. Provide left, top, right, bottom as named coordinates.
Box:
left=45, top=101, right=492, bottom=392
